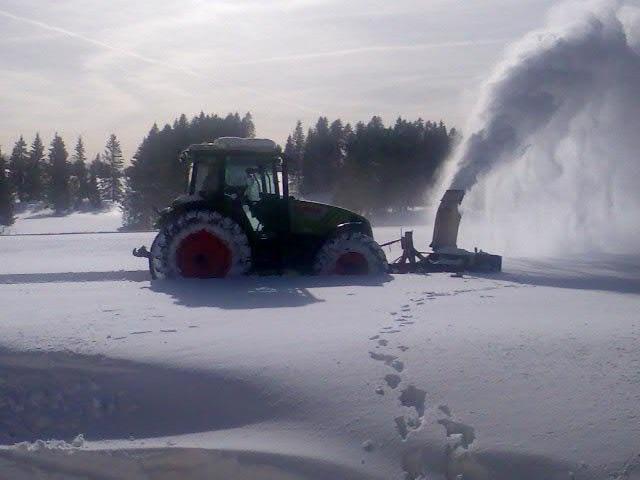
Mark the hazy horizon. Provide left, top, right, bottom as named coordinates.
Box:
left=1, top=0, right=555, bottom=160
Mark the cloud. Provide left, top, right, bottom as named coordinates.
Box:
left=0, top=0, right=555, bottom=158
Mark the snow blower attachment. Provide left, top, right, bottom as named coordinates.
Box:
left=386, top=189, right=502, bottom=273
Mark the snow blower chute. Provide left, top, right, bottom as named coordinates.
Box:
left=386, top=189, right=502, bottom=274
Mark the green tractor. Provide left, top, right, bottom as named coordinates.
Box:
left=133, top=137, right=387, bottom=279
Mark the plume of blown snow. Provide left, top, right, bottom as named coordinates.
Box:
left=436, top=0, right=640, bottom=256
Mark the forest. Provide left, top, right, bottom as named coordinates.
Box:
left=0, top=112, right=456, bottom=228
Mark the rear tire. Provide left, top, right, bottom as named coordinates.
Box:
left=149, top=210, right=251, bottom=279
left=313, top=232, right=388, bottom=275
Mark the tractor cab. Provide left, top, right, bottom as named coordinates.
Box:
left=184, top=139, right=284, bottom=197
left=181, top=138, right=289, bottom=238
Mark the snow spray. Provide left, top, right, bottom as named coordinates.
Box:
left=437, top=0, right=640, bottom=256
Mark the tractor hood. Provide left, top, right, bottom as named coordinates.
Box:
left=288, top=199, right=372, bottom=237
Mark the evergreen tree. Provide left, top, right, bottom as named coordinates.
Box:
left=24, top=133, right=45, bottom=202
left=241, top=112, right=255, bottom=138
left=102, top=134, right=124, bottom=202
left=284, top=120, right=305, bottom=181
left=70, top=136, right=89, bottom=208
left=284, top=135, right=295, bottom=163
left=87, top=154, right=103, bottom=208
left=48, top=134, right=71, bottom=213
left=0, top=148, right=15, bottom=226
left=8, top=136, right=29, bottom=202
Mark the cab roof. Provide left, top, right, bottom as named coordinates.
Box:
left=186, top=137, right=278, bottom=154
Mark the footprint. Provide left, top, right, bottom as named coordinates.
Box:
left=369, top=335, right=380, bottom=340
left=369, top=352, right=404, bottom=372
left=385, top=374, right=401, bottom=389
left=361, top=439, right=374, bottom=452
left=369, top=351, right=397, bottom=364
left=398, top=345, right=409, bottom=352
left=378, top=339, right=388, bottom=347
left=438, top=418, right=476, bottom=449
left=391, top=360, right=404, bottom=372
left=438, top=404, right=452, bottom=417
left=399, top=385, right=426, bottom=417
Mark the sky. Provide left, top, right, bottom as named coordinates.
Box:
left=0, top=0, right=556, bottom=161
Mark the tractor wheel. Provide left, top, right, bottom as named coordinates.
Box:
left=149, top=210, right=251, bottom=279
left=313, top=232, right=388, bottom=275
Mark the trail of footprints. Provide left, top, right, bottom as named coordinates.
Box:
left=365, top=287, right=478, bottom=473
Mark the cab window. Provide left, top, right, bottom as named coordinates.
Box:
left=225, top=156, right=278, bottom=200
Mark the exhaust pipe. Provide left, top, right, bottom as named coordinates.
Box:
left=430, top=189, right=465, bottom=252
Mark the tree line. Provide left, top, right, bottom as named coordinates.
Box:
left=1, top=111, right=456, bottom=228
left=0, top=133, right=125, bottom=225
left=284, top=116, right=457, bottom=216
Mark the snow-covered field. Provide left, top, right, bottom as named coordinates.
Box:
left=1, top=210, right=639, bottom=480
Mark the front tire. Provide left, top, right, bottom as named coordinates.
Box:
left=149, top=210, right=251, bottom=279
left=313, top=232, right=388, bottom=275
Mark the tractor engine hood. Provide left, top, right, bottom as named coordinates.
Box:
left=289, top=199, right=372, bottom=237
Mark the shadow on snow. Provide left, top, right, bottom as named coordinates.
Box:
left=148, top=274, right=394, bottom=309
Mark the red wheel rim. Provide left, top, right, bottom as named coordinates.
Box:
left=333, top=252, right=369, bottom=275
left=175, top=230, right=232, bottom=278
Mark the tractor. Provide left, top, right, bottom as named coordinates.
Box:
left=133, top=137, right=388, bottom=279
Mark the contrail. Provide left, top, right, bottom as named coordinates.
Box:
left=0, top=8, right=319, bottom=113
left=0, top=8, right=201, bottom=78
left=225, top=39, right=509, bottom=66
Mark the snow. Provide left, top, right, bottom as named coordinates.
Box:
left=2, top=203, right=123, bottom=235
left=1, top=211, right=639, bottom=480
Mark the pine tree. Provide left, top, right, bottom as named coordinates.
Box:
left=0, top=148, right=15, bottom=226
left=285, top=120, right=305, bottom=180
left=241, top=112, right=255, bottom=138
left=284, top=135, right=295, bottom=161
left=87, top=154, right=104, bottom=208
left=8, top=136, right=29, bottom=202
left=25, top=133, right=45, bottom=202
left=70, top=136, right=89, bottom=208
left=48, top=133, right=71, bottom=213
left=301, top=117, right=336, bottom=194
left=102, top=134, right=124, bottom=202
